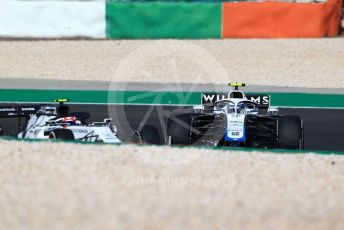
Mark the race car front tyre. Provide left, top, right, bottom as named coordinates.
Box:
left=167, top=114, right=192, bottom=145
left=49, top=129, right=74, bottom=141
left=278, top=116, right=303, bottom=150
left=140, top=125, right=162, bottom=145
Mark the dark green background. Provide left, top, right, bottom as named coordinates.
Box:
left=106, top=2, right=222, bottom=38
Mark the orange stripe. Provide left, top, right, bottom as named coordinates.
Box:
left=222, top=0, right=342, bottom=38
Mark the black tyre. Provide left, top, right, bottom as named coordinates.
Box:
left=167, top=114, right=192, bottom=145
left=49, top=129, right=74, bottom=141
left=140, top=125, right=162, bottom=145
left=278, top=116, right=303, bottom=150
left=0, top=125, right=3, bottom=136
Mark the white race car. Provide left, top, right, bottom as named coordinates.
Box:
left=2, top=99, right=121, bottom=144
left=167, top=83, right=304, bottom=150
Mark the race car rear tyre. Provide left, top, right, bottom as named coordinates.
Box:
left=49, top=129, right=74, bottom=141
left=167, top=114, right=192, bottom=145
left=278, top=116, right=303, bottom=150
left=140, top=125, right=162, bottom=145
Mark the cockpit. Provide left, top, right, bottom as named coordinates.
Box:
left=237, top=101, right=258, bottom=114
left=30, top=105, right=90, bottom=128
left=214, top=100, right=258, bottom=115
left=214, top=100, right=235, bottom=113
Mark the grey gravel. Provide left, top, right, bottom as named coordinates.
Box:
left=0, top=140, right=343, bottom=230
left=0, top=39, right=343, bottom=88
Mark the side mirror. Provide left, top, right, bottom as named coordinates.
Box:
left=268, top=107, right=279, bottom=115
left=104, top=118, right=112, bottom=123
left=193, top=105, right=204, bottom=113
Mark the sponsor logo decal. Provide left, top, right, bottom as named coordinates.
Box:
left=20, top=107, right=36, bottom=111
left=231, top=131, right=240, bottom=136
left=73, top=129, right=89, bottom=134
left=202, top=93, right=270, bottom=107
left=0, top=108, right=16, bottom=112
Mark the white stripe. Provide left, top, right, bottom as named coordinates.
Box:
left=0, top=1, right=105, bottom=38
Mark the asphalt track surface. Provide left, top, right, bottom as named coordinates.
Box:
left=1, top=79, right=343, bottom=152
left=1, top=104, right=343, bottom=152
left=2, top=78, right=344, bottom=94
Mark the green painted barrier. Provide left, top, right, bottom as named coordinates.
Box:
left=269, top=93, right=344, bottom=108
left=0, top=89, right=344, bottom=108
left=106, top=1, right=222, bottom=38
left=0, top=89, right=201, bottom=106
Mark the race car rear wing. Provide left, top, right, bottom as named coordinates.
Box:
left=202, top=93, right=270, bottom=110
left=0, top=105, right=41, bottom=118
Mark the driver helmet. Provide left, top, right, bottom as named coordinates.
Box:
left=56, top=116, right=81, bottom=126
left=57, top=105, right=70, bottom=115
